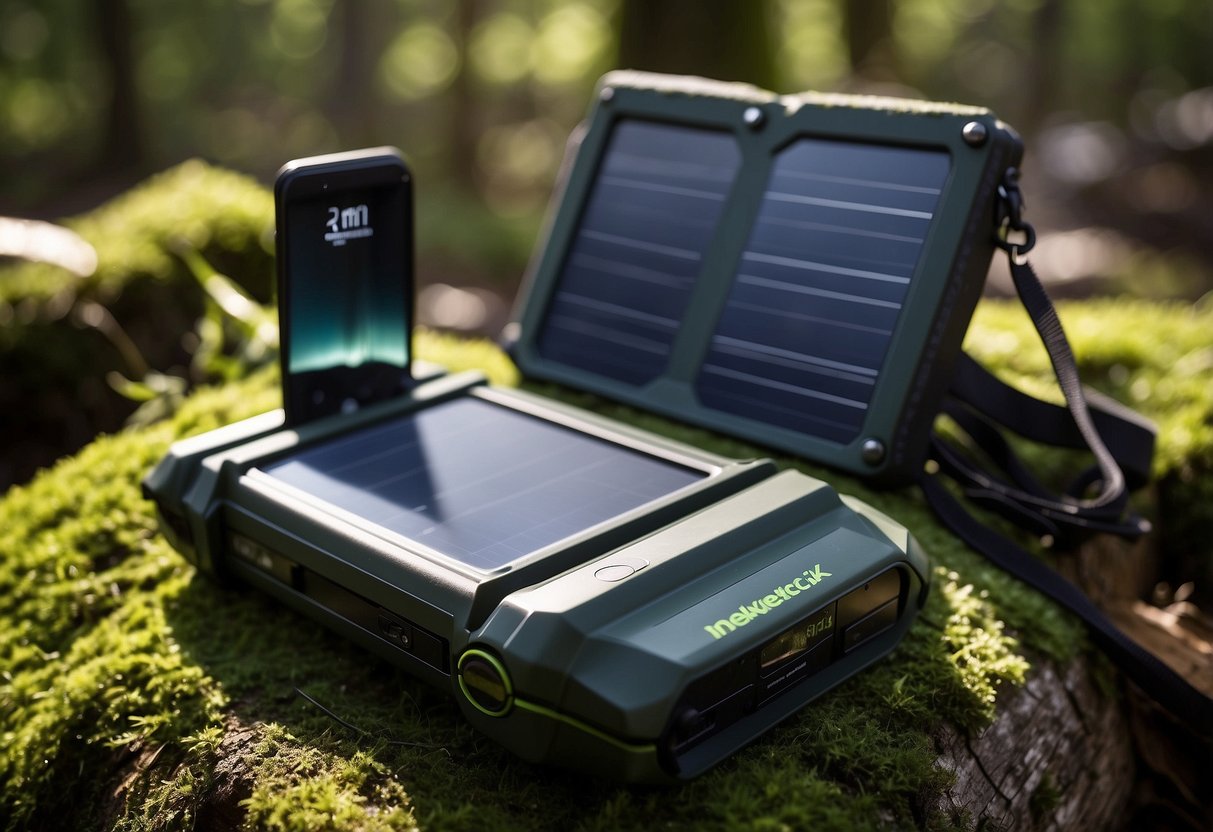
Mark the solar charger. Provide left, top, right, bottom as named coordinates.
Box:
left=137, top=70, right=1038, bottom=780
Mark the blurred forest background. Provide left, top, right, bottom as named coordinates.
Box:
left=1, top=0, right=1212, bottom=486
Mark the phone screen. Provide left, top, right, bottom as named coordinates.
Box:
left=277, top=150, right=412, bottom=425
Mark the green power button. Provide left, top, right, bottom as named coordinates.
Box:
left=457, top=649, right=513, bottom=717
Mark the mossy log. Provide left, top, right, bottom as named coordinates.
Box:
left=2, top=302, right=1210, bottom=831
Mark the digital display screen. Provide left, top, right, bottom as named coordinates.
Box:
left=759, top=603, right=834, bottom=672
left=286, top=184, right=409, bottom=374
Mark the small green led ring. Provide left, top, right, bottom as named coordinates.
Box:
left=457, top=648, right=514, bottom=717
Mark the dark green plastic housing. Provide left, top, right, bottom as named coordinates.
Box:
left=141, top=74, right=973, bottom=781
left=144, top=372, right=928, bottom=782
left=507, top=71, right=1023, bottom=485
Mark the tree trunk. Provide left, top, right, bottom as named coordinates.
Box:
left=842, top=0, right=897, bottom=82
left=617, top=0, right=779, bottom=90
left=1020, top=0, right=1065, bottom=136
left=326, top=2, right=389, bottom=148
left=93, top=0, right=142, bottom=173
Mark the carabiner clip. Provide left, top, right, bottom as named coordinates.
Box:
left=995, top=167, right=1036, bottom=259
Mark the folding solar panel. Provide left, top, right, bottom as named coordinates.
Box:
left=510, top=72, right=1022, bottom=484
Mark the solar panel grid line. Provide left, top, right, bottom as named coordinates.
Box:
left=741, top=251, right=913, bottom=285
left=545, top=315, right=672, bottom=355
left=774, top=168, right=943, bottom=195
left=757, top=215, right=926, bottom=245
left=604, top=150, right=741, bottom=185
left=398, top=457, right=629, bottom=565
left=700, top=365, right=870, bottom=410
left=705, top=344, right=880, bottom=402
left=556, top=292, right=680, bottom=328
left=300, top=401, right=485, bottom=484
left=568, top=253, right=689, bottom=289
left=762, top=191, right=935, bottom=220
left=396, top=453, right=619, bottom=531
left=690, top=384, right=864, bottom=440
left=581, top=201, right=722, bottom=236
left=254, top=466, right=414, bottom=529
left=736, top=274, right=904, bottom=310
left=538, top=120, right=742, bottom=386
left=479, top=486, right=652, bottom=562
left=710, top=336, right=880, bottom=383
left=747, top=239, right=923, bottom=280
left=724, top=299, right=894, bottom=337
left=597, top=176, right=729, bottom=202
left=579, top=229, right=703, bottom=261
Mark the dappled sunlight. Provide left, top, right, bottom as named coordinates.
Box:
left=0, top=217, right=97, bottom=276
left=933, top=567, right=1029, bottom=719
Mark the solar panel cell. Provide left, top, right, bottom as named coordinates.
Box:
left=697, top=139, right=950, bottom=443
left=538, top=120, right=742, bottom=386
left=261, top=397, right=706, bottom=571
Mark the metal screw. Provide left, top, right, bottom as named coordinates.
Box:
left=743, top=106, right=765, bottom=129
left=962, top=121, right=988, bottom=147
left=861, top=438, right=886, bottom=465
left=600, top=86, right=614, bottom=103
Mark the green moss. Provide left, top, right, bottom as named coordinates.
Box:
left=0, top=160, right=273, bottom=308
left=3, top=300, right=1210, bottom=830
left=241, top=726, right=417, bottom=832
left=0, top=160, right=277, bottom=488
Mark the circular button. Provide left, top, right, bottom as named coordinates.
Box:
left=594, top=563, right=635, bottom=582
left=457, top=649, right=513, bottom=716
left=594, top=556, right=650, bottom=583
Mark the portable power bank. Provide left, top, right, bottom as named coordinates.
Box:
left=141, top=76, right=965, bottom=780
left=144, top=372, right=928, bottom=781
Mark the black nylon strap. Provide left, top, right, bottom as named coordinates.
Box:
left=919, top=471, right=1212, bottom=733
left=951, top=353, right=1155, bottom=491
left=922, top=243, right=1211, bottom=727
left=933, top=255, right=1158, bottom=544
left=966, top=257, right=1128, bottom=512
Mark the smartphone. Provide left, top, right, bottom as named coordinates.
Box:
left=275, top=147, right=413, bottom=426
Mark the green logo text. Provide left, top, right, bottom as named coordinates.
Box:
left=703, top=564, right=833, bottom=640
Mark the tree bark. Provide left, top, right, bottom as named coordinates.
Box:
left=935, top=657, right=1135, bottom=830
left=326, top=2, right=387, bottom=148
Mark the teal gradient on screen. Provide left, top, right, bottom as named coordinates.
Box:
left=286, top=185, right=409, bottom=374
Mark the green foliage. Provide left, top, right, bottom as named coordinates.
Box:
left=2, top=301, right=1210, bottom=830
left=1029, top=770, right=1062, bottom=820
